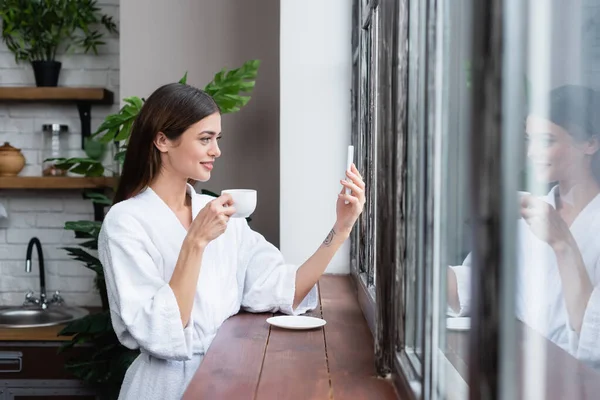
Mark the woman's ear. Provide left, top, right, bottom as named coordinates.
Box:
left=153, top=132, right=169, bottom=153
left=585, top=135, right=600, bottom=156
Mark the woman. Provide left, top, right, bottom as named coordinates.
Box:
left=98, top=83, right=365, bottom=399
left=448, top=85, right=600, bottom=367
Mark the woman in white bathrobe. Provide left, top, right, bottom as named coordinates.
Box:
left=98, top=83, right=366, bottom=400
left=447, top=85, right=600, bottom=367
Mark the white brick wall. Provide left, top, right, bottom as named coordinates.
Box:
left=0, top=1, right=119, bottom=307
left=0, top=192, right=103, bottom=306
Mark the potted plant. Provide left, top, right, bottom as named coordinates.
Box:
left=0, top=0, right=118, bottom=87
left=52, top=60, right=260, bottom=399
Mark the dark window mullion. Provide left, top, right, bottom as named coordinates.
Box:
left=467, top=0, right=504, bottom=398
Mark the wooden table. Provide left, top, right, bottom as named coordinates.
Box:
left=183, top=275, right=398, bottom=400
left=445, top=320, right=600, bottom=399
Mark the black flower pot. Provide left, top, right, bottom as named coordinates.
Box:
left=31, top=60, right=62, bottom=87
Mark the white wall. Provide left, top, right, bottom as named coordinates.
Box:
left=0, top=0, right=120, bottom=306
left=120, top=0, right=281, bottom=245
left=280, top=0, right=352, bottom=274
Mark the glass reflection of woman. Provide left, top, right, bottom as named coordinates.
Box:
left=447, top=85, right=600, bottom=367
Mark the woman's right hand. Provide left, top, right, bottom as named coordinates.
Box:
left=186, top=194, right=236, bottom=248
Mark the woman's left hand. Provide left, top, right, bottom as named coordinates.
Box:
left=335, top=163, right=366, bottom=235
left=520, top=195, right=572, bottom=248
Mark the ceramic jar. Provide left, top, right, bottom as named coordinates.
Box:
left=0, top=142, right=25, bottom=177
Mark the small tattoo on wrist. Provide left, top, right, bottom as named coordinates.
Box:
left=324, top=229, right=336, bottom=246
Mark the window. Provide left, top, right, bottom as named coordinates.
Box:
left=352, top=0, right=600, bottom=399
left=505, top=1, right=600, bottom=399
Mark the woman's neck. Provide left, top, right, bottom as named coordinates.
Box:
left=149, top=171, right=190, bottom=212
left=557, top=172, right=600, bottom=212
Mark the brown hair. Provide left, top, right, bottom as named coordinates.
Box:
left=113, top=83, right=220, bottom=204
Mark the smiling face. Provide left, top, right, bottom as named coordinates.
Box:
left=525, top=115, right=598, bottom=183
left=154, top=112, right=222, bottom=182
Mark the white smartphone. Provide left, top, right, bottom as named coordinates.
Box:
left=345, top=145, right=354, bottom=204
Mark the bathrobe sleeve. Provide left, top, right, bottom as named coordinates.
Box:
left=237, top=220, right=318, bottom=315
left=567, top=287, right=600, bottom=369
left=98, top=212, right=194, bottom=361
left=448, top=253, right=473, bottom=317
left=567, top=259, right=600, bottom=369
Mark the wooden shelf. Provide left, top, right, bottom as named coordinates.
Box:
left=0, top=176, right=117, bottom=189
left=0, top=86, right=113, bottom=104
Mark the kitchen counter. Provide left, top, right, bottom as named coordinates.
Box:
left=0, top=306, right=102, bottom=342
left=0, top=324, right=73, bottom=341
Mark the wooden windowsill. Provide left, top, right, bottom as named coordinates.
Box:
left=183, top=275, right=398, bottom=399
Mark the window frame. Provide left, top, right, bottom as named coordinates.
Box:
left=351, top=0, right=381, bottom=338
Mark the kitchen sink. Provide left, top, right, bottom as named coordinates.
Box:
left=0, top=306, right=89, bottom=328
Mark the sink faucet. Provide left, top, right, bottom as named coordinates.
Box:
left=24, top=237, right=63, bottom=309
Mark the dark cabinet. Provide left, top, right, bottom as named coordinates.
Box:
left=0, top=344, right=98, bottom=400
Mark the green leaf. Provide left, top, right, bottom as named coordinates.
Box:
left=114, top=119, right=133, bottom=141
left=58, top=312, right=110, bottom=336
left=89, top=312, right=111, bottom=333
left=49, top=157, right=103, bottom=178
left=178, top=71, right=188, bottom=84
left=70, top=163, right=91, bottom=175
left=124, top=96, right=143, bottom=110
left=95, top=114, right=124, bottom=134
left=79, top=239, right=98, bottom=250
left=84, top=191, right=112, bottom=205
left=62, top=247, right=101, bottom=266
left=114, top=150, right=126, bottom=163
left=203, top=59, right=260, bottom=114
left=87, top=162, right=105, bottom=177
left=57, top=332, right=94, bottom=353
left=58, top=317, right=91, bottom=337
left=64, top=220, right=102, bottom=237
left=84, top=138, right=107, bottom=161
left=121, top=104, right=138, bottom=118
left=98, top=126, right=120, bottom=144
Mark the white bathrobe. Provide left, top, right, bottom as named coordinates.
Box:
left=451, top=186, right=600, bottom=367
left=97, top=184, right=318, bottom=400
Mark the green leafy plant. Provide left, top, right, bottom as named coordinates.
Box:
left=0, top=0, right=117, bottom=63
left=49, top=59, right=261, bottom=177
left=56, top=60, right=260, bottom=399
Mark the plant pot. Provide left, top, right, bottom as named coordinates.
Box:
left=31, top=60, right=62, bottom=87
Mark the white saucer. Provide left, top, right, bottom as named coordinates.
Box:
left=266, top=315, right=327, bottom=330
left=446, top=317, right=471, bottom=331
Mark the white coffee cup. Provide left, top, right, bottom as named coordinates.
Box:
left=517, top=191, right=531, bottom=219
left=221, top=189, right=257, bottom=218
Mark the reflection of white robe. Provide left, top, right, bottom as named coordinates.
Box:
left=451, top=186, right=600, bottom=367
left=98, top=184, right=318, bottom=400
